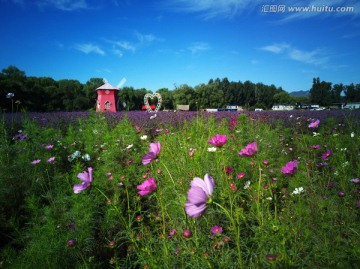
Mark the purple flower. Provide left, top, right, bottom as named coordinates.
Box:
left=185, top=174, right=214, bottom=218
left=208, top=134, right=228, bottom=147
left=308, top=119, right=320, bottom=128
left=211, top=225, right=223, bottom=236
left=321, top=150, right=332, bottom=160
left=281, top=160, right=298, bottom=176
left=310, top=145, right=321, bottom=150
left=142, top=142, right=161, bottom=165
left=13, top=133, right=28, bottom=141
left=239, top=142, right=258, bottom=157
left=351, top=178, right=360, bottom=184
left=67, top=239, right=77, bottom=247
left=168, top=229, right=177, bottom=238
left=31, top=159, right=41, bottom=165
left=137, top=178, right=157, bottom=196
left=73, top=167, right=93, bottom=194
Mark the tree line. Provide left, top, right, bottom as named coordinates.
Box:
left=1, top=66, right=359, bottom=112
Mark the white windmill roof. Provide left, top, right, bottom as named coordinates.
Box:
left=96, top=82, right=119, bottom=90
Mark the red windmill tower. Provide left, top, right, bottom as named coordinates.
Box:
left=96, top=79, right=125, bottom=112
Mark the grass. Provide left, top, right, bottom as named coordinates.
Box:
left=0, top=111, right=359, bottom=268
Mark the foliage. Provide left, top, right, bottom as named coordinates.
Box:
left=0, top=110, right=359, bottom=268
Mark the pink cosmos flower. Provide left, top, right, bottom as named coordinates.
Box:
left=183, top=229, right=192, bottom=238
left=308, top=119, right=320, bottom=128
left=208, top=134, right=228, bottom=147
left=211, top=225, right=223, bottom=236
left=142, top=142, right=161, bottom=165
left=281, top=160, right=298, bottom=176
left=31, top=159, right=41, bottom=165
left=239, top=142, right=258, bottom=157
left=137, top=178, right=157, bottom=196
left=45, top=144, right=54, bottom=149
left=321, top=150, right=332, bottom=160
left=237, top=172, right=245, bottom=179
left=47, top=157, right=55, bottom=163
left=73, top=167, right=93, bottom=194
left=185, top=174, right=214, bottom=218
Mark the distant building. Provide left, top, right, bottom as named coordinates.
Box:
left=96, top=82, right=119, bottom=112
left=343, top=102, right=360, bottom=109
left=226, top=105, right=243, bottom=111
left=176, top=105, right=190, bottom=111
left=272, top=104, right=295, bottom=111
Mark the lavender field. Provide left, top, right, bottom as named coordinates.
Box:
left=1, top=110, right=359, bottom=269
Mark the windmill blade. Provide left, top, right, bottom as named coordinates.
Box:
left=117, top=78, right=126, bottom=88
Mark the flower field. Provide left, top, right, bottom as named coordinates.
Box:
left=0, top=110, right=360, bottom=268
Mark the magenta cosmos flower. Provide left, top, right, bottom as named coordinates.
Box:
left=185, top=174, right=214, bottom=218
left=142, top=142, right=161, bottom=165
left=73, top=167, right=93, bottom=194
left=308, top=119, right=320, bottom=128
left=321, top=150, right=332, bottom=160
left=211, top=225, right=223, bottom=236
left=281, top=160, right=298, bottom=176
left=137, top=178, right=157, bottom=196
left=239, top=142, right=258, bottom=156
left=208, top=134, right=228, bottom=147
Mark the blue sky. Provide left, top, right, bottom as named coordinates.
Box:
left=1, top=0, right=359, bottom=92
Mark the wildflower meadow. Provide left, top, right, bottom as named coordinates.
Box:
left=0, top=110, right=360, bottom=268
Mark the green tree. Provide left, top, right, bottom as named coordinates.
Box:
left=157, top=88, right=174, bottom=110
left=0, top=66, right=27, bottom=111
left=310, top=77, right=332, bottom=106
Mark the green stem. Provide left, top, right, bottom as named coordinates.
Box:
left=95, top=187, right=128, bottom=228
left=155, top=193, right=169, bottom=266
left=213, top=201, right=243, bottom=269
left=77, top=249, right=89, bottom=269
left=162, top=162, right=175, bottom=186
left=257, top=164, right=263, bottom=226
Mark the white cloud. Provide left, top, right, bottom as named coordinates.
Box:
left=75, top=43, right=105, bottom=55
left=188, top=42, right=210, bottom=54
left=112, top=49, right=123, bottom=57
left=164, top=0, right=255, bottom=19
left=276, top=0, right=360, bottom=23
left=113, top=41, right=136, bottom=52
left=260, top=43, right=290, bottom=54
left=164, top=0, right=359, bottom=20
left=11, top=0, right=25, bottom=6
left=36, top=0, right=88, bottom=11
left=135, top=32, right=157, bottom=43
left=260, top=43, right=329, bottom=66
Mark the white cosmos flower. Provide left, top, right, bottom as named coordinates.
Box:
left=140, top=135, right=148, bottom=140
left=207, top=147, right=217, bottom=152
left=126, top=144, right=133, bottom=149
left=292, top=187, right=304, bottom=195
left=244, top=180, right=251, bottom=189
